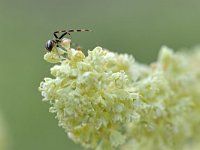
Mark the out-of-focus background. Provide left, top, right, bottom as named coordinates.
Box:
left=1, top=0, right=200, bottom=149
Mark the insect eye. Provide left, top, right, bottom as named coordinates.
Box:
left=45, top=40, right=54, bottom=51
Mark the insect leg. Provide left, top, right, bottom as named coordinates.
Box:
left=53, top=32, right=59, bottom=39
left=58, top=32, right=71, bottom=39
left=53, top=30, right=72, bottom=39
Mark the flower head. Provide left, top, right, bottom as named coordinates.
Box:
left=39, top=39, right=140, bottom=149
left=39, top=41, right=200, bottom=150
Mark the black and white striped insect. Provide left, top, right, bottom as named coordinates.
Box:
left=45, top=29, right=92, bottom=52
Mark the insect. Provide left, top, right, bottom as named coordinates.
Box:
left=45, top=29, right=92, bottom=52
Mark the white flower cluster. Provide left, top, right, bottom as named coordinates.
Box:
left=39, top=40, right=200, bottom=150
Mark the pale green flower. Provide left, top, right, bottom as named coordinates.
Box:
left=40, top=40, right=140, bottom=149
left=39, top=40, right=200, bottom=150
left=121, top=46, right=200, bottom=150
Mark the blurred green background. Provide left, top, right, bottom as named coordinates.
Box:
left=1, top=0, right=200, bottom=149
